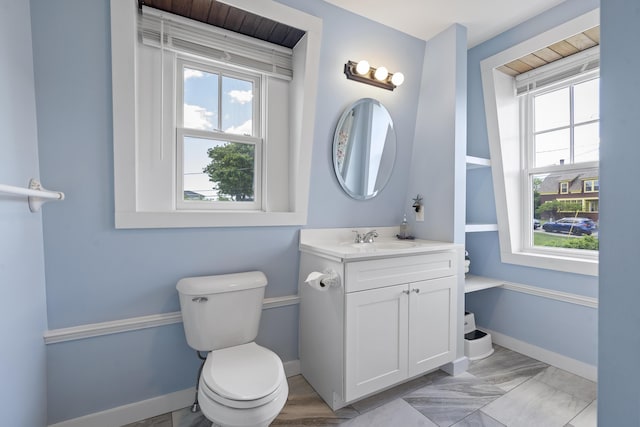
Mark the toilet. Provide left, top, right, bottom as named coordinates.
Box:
left=177, top=271, right=289, bottom=427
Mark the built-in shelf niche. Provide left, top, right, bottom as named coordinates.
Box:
left=464, top=274, right=504, bottom=293
left=465, top=223, right=498, bottom=233
left=466, top=155, right=491, bottom=170
left=465, top=155, right=497, bottom=232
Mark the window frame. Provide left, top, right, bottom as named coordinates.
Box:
left=584, top=179, right=599, bottom=193
left=521, top=71, right=599, bottom=258
left=560, top=181, right=569, bottom=194
left=480, top=9, right=599, bottom=276
left=175, top=58, right=263, bottom=211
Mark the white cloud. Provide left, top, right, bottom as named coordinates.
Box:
left=228, top=89, right=253, bottom=104
left=184, top=69, right=205, bottom=80
left=184, top=104, right=214, bottom=130
left=224, top=119, right=252, bottom=136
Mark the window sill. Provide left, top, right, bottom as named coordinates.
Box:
left=115, top=210, right=306, bottom=229
left=500, top=249, right=598, bottom=276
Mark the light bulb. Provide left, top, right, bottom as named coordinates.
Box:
left=374, top=66, right=388, bottom=81
left=391, top=72, right=405, bottom=86
left=355, top=60, right=370, bottom=75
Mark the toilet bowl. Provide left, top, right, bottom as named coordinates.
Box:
left=177, top=272, right=289, bottom=427
left=197, top=342, right=289, bottom=427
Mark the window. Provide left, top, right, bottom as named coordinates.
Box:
left=584, top=179, right=599, bottom=193
left=560, top=182, right=569, bottom=194
left=110, top=0, right=322, bottom=228
left=177, top=61, right=261, bottom=210
left=481, top=9, right=599, bottom=275
left=525, top=73, right=600, bottom=253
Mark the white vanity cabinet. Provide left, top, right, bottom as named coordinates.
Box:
left=299, top=230, right=459, bottom=410
left=345, top=276, right=455, bottom=400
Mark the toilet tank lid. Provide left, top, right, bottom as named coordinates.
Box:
left=177, top=271, right=267, bottom=295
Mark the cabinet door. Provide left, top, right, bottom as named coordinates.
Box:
left=408, top=276, right=456, bottom=377
left=345, top=284, right=408, bottom=401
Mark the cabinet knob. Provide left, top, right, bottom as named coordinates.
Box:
left=402, top=290, right=410, bottom=295
left=412, top=288, right=420, bottom=293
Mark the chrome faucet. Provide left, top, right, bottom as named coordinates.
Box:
left=352, top=229, right=379, bottom=243
left=362, top=230, right=379, bottom=243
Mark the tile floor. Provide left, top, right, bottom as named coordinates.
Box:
left=124, top=345, right=597, bottom=427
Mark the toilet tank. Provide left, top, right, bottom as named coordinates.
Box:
left=177, top=271, right=267, bottom=351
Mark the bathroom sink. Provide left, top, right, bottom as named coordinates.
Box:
left=373, top=241, right=417, bottom=249
left=300, top=227, right=459, bottom=261
left=341, top=240, right=417, bottom=250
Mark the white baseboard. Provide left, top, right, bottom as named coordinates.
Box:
left=482, top=327, right=597, bottom=382
left=48, top=387, right=195, bottom=427
left=48, top=360, right=302, bottom=427
left=284, top=359, right=301, bottom=377
left=441, top=357, right=470, bottom=376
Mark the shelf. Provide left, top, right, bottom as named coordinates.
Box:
left=465, top=274, right=504, bottom=293
left=465, top=223, right=498, bottom=233
left=466, top=155, right=491, bottom=170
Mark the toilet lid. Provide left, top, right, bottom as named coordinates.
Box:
left=202, top=342, right=284, bottom=401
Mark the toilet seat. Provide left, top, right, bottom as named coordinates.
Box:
left=200, top=342, right=286, bottom=409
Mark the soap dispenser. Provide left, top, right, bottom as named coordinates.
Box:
left=399, top=213, right=409, bottom=239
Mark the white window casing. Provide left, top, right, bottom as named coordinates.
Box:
left=480, top=9, right=599, bottom=276
left=110, top=0, right=322, bottom=228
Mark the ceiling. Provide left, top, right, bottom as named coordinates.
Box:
left=498, top=26, right=599, bottom=76
left=140, top=0, right=305, bottom=48
left=323, top=0, right=568, bottom=48
left=141, top=0, right=596, bottom=72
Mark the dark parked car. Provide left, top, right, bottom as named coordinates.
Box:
left=542, top=217, right=595, bottom=235
left=533, top=218, right=540, bottom=229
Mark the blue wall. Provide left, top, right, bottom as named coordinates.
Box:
left=464, top=0, right=600, bottom=367
left=409, top=24, right=467, bottom=245
left=0, top=1, right=48, bottom=425
left=598, top=0, right=640, bottom=423
left=29, top=0, right=425, bottom=423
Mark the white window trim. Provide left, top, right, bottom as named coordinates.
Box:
left=480, top=9, right=599, bottom=276
left=110, top=0, right=322, bottom=228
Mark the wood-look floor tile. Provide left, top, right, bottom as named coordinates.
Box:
left=451, top=411, right=505, bottom=427
left=533, top=366, right=596, bottom=402
left=481, top=378, right=590, bottom=427
left=467, top=345, right=548, bottom=392
left=403, top=372, right=505, bottom=427
left=171, top=407, right=212, bottom=427
left=341, top=399, right=437, bottom=427
left=122, top=412, right=173, bottom=427
left=566, top=400, right=597, bottom=427
left=133, top=346, right=598, bottom=427
left=350, top=370, right=449, bottom=414
left=271, top=375, right=358, bottom=425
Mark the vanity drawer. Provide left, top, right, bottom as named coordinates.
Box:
left=344, top=252, right=455, bottom=293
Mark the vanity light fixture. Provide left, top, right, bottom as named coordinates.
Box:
left=344, top=60, right=404, bottom=91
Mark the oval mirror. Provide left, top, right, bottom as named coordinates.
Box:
left=333, top=98, right=396, bottom=200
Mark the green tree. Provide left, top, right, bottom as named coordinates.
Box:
left=532, top=177, right=543, bottom=218
left=203, top=143, right=255, bottom=201
left=536, top=200, right=583, bottom=219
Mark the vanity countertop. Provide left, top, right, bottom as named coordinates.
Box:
left=300, top=227, right=461, bottom=262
